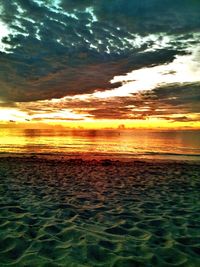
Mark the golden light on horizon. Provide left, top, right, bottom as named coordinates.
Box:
left=0, top=108, right=28, bottom=122
left=1, top=113, right=200, bottom=130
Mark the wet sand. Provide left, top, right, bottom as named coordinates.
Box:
left=0, top=156, right=200, bottom=266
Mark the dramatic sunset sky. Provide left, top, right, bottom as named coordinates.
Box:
left=0, top=0, right=200, bottom=129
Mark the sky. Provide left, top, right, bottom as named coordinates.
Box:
left=0, top=0, right=200, bottom=129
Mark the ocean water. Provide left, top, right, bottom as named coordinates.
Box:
left=0, top=128, right=200, bottom=161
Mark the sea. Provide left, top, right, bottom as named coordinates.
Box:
left=0, top=128, right=200, bottom=161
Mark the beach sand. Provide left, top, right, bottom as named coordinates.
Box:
left=0, top=156, right=200, bottom=266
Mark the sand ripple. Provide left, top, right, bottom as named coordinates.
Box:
left=0, top=157, right=200, bottom=266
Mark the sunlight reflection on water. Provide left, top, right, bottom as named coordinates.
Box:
left=0, top=128, right=200, bottom=160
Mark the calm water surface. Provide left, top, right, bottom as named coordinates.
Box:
left=0, top=128, right=200, bottom=160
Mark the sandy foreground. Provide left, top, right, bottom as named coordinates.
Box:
left=0, top=156, right=200, bottom=267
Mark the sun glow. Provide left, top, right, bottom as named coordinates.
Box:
left=30, top=109, right=89, bottom=121
left=0, top=108, right=29, bottom=122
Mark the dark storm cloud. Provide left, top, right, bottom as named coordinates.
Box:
left=157, top=116, right=200, bottom=122
left=0, top=0, right=200, bottom=103
left=0, top=40, right=179, bottom=102
left=60, top=0, right=200, bottom=33
left=144, top=82, right=200, bottom=113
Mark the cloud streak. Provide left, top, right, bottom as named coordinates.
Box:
left=15, top=81, right=199, bottom=123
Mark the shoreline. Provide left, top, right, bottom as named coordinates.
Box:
left=0, top=151, right=200, bottom=164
